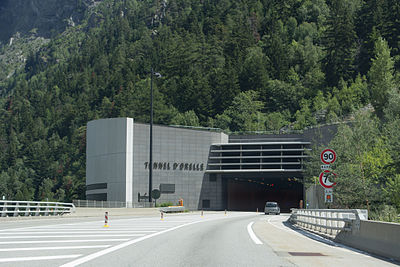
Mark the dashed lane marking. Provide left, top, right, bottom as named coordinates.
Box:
left=0, top=234, right=147, bottom=239
left=0, top=245, right=111, bottom=252
left=0, top=254, right=82, bottom=263
left=0, top=239, right=130, bottom=244
left=0, top=230, right=159, bottom=234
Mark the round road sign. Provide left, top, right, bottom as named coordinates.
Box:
left=151, top=189, right=161, bottom=199
left=319, top=170, right=337, bottom=188
left=320, top=149, right=336, bottom=164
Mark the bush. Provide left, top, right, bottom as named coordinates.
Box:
left=156, top=202, right=174, bottom=207
left=369, top=205, right=400, bottom=223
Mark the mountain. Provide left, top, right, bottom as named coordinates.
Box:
left=0, top=0, right=399, bottom=217
left=0, top=0, right=97, bottom=43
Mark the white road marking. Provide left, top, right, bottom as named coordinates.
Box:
left=60, top=221, right=203, bottom=267
left=247, top=222, right=263, bottom=245
left=0, top=234, right=146, bottom=238
left=0, top=230, right=158, bottom=234
left=0, top=254, right=82, bottom=263
left=61, top=214, right=254, bottom=267
left=0, top=245, right=111, bottom=252
left=0, top=239, right=129, bottom=244
left=14, top=228, right=168, bottom=231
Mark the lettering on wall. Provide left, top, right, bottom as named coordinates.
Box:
left=144, top=162, right=205, bottom=171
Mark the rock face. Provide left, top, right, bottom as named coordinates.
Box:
left=0, top=0, right=97, bottom=43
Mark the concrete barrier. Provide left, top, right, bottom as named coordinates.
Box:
left=335, top=219, right=400, bottom=262
left=69, top=208, right=160, bottom=217
left=159, top=206, right=186, bottom=213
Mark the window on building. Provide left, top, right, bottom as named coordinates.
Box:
left=202, top=199, right=210, bottom=209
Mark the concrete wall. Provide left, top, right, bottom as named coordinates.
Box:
left=335, top=220, right=400, bottom=262
left=86, top=118, right=228, bottom=210
left=305, top=185, right=326, bottom=209
left=86, top=118, right=133, bottom=203
left=131, top=123, right=228, bottom=210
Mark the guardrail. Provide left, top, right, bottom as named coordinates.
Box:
left=73, top=200, right=153, bottom=208
left=290, top=209, right=368, bottom=237
left=0, top=200, right=75, bottom=217
left=159, top=206, right=185, bottom=213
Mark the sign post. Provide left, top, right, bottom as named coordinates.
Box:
left=319, top=170, right=337, bottom=189
left=320, top=149, right=336, bottom=165
left=319, top=149, right=337, bottom=204
left=151, top=189, right=161, bottom=207
left=324, top=188, right=333, bottom=203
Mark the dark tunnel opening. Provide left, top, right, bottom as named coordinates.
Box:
left=225, top=175, right=303, bottom=213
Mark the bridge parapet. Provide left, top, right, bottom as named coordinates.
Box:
left=0, top=200, right=75, bottom=217
left=290, top=208, right=400, bottom=262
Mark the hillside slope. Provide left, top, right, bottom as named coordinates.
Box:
left=0, top=0, right=399, bottom=216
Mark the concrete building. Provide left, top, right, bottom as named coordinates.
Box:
left=86, top=118, right=337, bottom=211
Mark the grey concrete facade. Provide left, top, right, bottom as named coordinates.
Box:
left=86, top=118, right=339, bottom=210
left=86, top=118, right=228, bottom=210
left=86, top=118, right=133, bottom=203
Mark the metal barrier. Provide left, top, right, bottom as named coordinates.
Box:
left=0, top=200, right=75, bottom=217
left=159, top=206, right=185, bottom=213
left=73, top=200, right=154, bottom=208
left=290, top=209, right=368, bottom=237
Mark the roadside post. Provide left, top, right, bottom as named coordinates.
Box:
left=104, top=211, right=109, bottom=227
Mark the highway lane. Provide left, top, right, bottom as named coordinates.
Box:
left=0, top=212, right=259, bottom=267
left=76, top=213, right=292, bottom=267
left=0, top=212, right=398, bottom=266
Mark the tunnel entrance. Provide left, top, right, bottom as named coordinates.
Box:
left=225, top=175, right=303, bottom=212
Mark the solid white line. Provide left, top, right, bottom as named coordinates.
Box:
left=247, top=222, right=263, bottom=245
left=0, top=239, right=129, bottom=244
left=0, top=234, right=146, bottom=239
left=0, top=254, right=82, bottom=263
left=0, top=245, right=111, bottom=252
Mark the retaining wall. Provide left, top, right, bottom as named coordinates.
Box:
left=335, top=219, right=400, bottom=262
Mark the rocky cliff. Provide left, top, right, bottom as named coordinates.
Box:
left=0, top=0, right=98, bottom=44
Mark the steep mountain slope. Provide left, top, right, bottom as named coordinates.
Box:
left=0, top=0, right=97, bottom=43
left=0, top=0, right=399, bottom=214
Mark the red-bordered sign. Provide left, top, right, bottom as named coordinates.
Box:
left=320, top=149, right=337, bottom=164
left=319, top=170, right=337, bottom=188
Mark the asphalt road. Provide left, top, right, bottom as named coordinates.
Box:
left=0, top=212, right=397, bottom=267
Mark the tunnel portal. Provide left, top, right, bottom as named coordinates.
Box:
left=225, top=175, right=303, bottom=212
left=205, top=136, right=309, bottom=212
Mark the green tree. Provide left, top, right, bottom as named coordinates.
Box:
left=328, top=111, right=391, bottom=211
left=323, top=0, right=358, bottom=86
left=171, top=110, right=200, bottom=127
left=368, top=37, right=396, bottom=118
left=215, top=91, right=265, bottom=132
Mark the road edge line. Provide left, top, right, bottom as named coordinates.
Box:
left=247, top=221, right=263, bottom=245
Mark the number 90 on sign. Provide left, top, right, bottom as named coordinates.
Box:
left=320, top=149, right=336, bottom=164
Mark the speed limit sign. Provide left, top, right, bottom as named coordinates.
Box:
left=320, top=149, right=336, bottom=164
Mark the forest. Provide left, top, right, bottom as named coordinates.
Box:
left=0, top=0, right=399, bottom=221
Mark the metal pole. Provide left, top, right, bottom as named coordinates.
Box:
left=149, top=67, right=153, bottom=204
